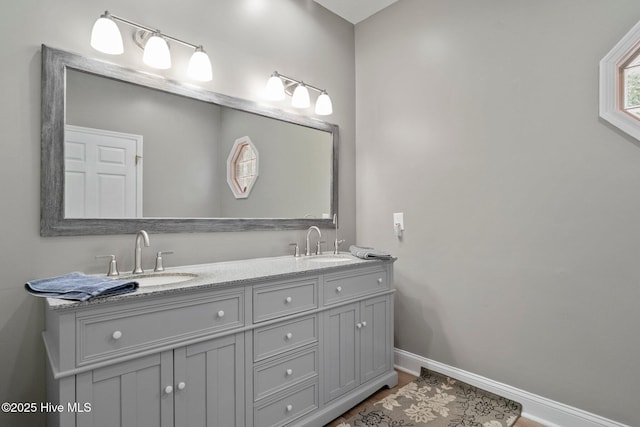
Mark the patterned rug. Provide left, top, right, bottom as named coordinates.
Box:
left=338, top=368, right=522, bottom=427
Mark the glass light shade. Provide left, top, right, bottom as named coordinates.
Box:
left=264, top=75, right=285, bottom=101
left=187, top=48, right=212, bottom=81
left=90, top=15, right=123, bottom=55
left=143, top=34, right=171, bottom=69
left=315, top=92, right=333, bottom=115
left=291, top=84, right=310, bottom=108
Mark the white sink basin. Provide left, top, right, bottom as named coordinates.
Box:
left=128, top=272, right=198, bottom=287
left=307, top=255, right=353, bottom=263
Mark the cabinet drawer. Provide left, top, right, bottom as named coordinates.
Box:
left=323, top=267, right=388, bottom=305
left=253, top=279, right=318, bottom=323
left=254, top=380, right=318, bottom=427
left=77, top=291, right=243, bottom=366
left=254, top=315, right=317, bottom=362
left=254, top=347, right=318, bottom=401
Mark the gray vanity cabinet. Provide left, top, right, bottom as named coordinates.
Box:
left=73, top=333, right=244, bottom=427
left=323, top=295, right=390, bottom=403
left=44, top=257, right=397, bottom=427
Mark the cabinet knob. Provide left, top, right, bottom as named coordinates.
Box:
left=177, top=382, right=186, bottom=390
left=356, top=322, right=363, bottom=329
left=362, top=321, right=367, bottom=327
left=285, top=368, right=293, bottom=376
left=285, top=332, right=293, bottom=340
left=112, top=330, right=122, bottom=340
left=285, top=296, right=293, bottom=304
left=336, top=286, right=342, bottom=293
left=377, top=278, right=383, bottom=284
left=286, top=404, right=294, bottom=412
left=217, top=310, right=225, bottom=318
left=164, top=385, right=173, bottom=395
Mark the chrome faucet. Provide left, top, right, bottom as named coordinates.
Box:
left=305, top=226, right=322, bottom=256
left=132, top=230, right=150, bottom=274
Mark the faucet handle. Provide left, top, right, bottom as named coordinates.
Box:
left=334, top=239, right=346, bottom=254
left=96, top=255, right=119, bottom=277
left=289, top=243, right=300, bottom=257
left=316, top=241, right=326, bottom=256
left=154, top=251, right=174, bottom=272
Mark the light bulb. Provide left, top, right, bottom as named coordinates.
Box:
left=90, top=12, right=123, bottom=55
left=265, top=74, right=285, bottom=101
left=315, top=91, right=333, bottom=115
left=143, top=33, right=171, bottom=69
left=187, top=47, right=212, bottom=81
left=291, top=84, right=310, bottom=108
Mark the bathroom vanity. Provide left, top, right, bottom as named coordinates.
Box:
left=43, top=254, right=397, bottom=427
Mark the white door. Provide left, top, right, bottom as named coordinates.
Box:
left=64, top=125, right=143, bottom=218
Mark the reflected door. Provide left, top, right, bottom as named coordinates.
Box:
left=64, top=125, right=143, bottom=218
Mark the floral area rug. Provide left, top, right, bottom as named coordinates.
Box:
left=338, top=367, right=522, bottom=427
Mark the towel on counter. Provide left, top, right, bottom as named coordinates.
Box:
left=349, top=245, right=393, bottom=260
left=25, top=272, right=139, bottom=301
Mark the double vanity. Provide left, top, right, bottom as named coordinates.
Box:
left=43, top=254, right=397, bottom=427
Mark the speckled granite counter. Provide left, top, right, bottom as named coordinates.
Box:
left=46, top=253, right=392, bottom=311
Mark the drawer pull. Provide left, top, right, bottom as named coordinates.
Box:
left=362, top=321, right=367, bottom=327
left=356, top=322, right=363, bottom=329
left=177, top=382, right=186, bottom=390
left=285, top=368, right=293, bottom=376
left=286, top=404, right=294, bottom=412
left=217, top=310, right=225, bottom=318
left=285, top=332, right=293, bottom=340
left=285, top=296, right=293, bottom=304
left=336, top=286, right=342, bottom=293
left=377, top=278, right=383, bottom=284
left=112, top=331, right=122, bottom=340
left=164, top=385, right=173, bottom=395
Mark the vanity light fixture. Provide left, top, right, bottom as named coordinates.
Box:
left=264, top=71, right=333, bottom=115
left=90, top=11, right=213, bottom=82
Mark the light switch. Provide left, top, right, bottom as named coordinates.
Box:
left=393, top=212, right=404, bottom=237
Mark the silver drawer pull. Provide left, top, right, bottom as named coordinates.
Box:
left=377, top=278, right=383, bottom=284
left=286, top=404, right=294, bottom=412
left=164, top=385, right=173, bottom=395
left=177, top=382, right=186, bottom=390
left=285, top=296, right=293, bottom=304
left=217, top=310, right=225, bottom=318
left=285, top=332, right=293, bottom=340
left=336, top=286, right=342, bottom=293
left=285, top=368, right=293, bottom=376
left=112, top=330, right=122, bottom=340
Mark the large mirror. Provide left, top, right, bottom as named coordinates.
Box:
left=41, top=45, right=338, bottom=236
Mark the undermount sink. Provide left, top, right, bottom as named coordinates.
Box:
left=307, top=255, right=353, bottom=263
left=128, top=272, right=198, bottom=287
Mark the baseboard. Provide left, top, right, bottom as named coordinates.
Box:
left=394, top=348, right=629, bottom=427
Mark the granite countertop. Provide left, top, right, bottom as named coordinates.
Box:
left=46, top=253, right=393, bottom=311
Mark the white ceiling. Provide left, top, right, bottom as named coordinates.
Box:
left=313, top=0, right=398, bottom=24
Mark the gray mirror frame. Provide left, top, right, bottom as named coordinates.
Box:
left=41, top=45, right=338, bottom=236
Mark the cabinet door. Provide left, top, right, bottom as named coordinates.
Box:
left=174, top=333, right=245, bottom=427
left=360, top=295, right=390, bottom=383
left=323, top=303, right=359, bottom=403
left=76, top=352, right=173, bottom=427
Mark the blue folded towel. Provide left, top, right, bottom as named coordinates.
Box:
left=349, top=245, right=393, bottom=260
left=25, top=272, right=139, bottom=301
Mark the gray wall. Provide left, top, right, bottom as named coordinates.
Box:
left=0, top=1, right=355, bottom=426
left=356, top=1, right=640, bottom=425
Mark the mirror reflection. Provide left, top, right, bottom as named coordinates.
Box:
left=65, top=69, right=333, bottom=219
left=40, top=45, right=339, bottom=235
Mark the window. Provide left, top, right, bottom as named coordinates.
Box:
left=600, top=20, right=640, bottom=141
left=226, top=136, right=259, bottom=199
